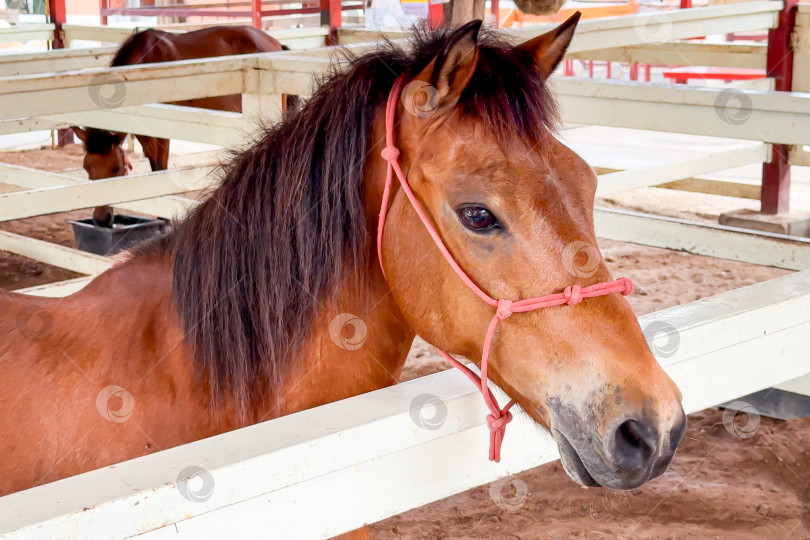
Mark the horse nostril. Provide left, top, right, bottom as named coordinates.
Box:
left=611, top=418, right=658, bottom=470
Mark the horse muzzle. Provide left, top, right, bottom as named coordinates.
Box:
left=550, top=406, right=687, bottom=490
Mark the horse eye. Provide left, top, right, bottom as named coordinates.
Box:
left=457, top=205, right=499, bottom=232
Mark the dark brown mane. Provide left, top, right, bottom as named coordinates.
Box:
left=111, top=28, right=165, bottom=66
left=153, top=25, right=559, bottom=413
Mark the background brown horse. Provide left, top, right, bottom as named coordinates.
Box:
left=72, top=26, right=293, bottom=226
left=1, top=17, right=685, bottom=538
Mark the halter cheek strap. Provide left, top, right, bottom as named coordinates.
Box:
left=377, top=75, right=633, bottom=462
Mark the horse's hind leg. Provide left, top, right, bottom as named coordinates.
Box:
left=135, top=135, right=170, bottom=172
left=334, top=526, right=369, bottom=540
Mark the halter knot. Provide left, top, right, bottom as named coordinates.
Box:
left=617, top=276, right=634, bottom=296
left=486, top=410, right=513, bottom=431
left=380, top=146, right=400, bottom=162
left=564, top=284, right=583, bottom=305
left=496, top=299, right=513, bottom=320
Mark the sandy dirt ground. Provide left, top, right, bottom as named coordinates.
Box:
left=1, top=145, right=809, bottom=539
left=0, top=144, right=88, bottom=289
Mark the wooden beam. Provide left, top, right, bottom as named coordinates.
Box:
left=594, top=207, right=810, bottom=270
left=654, top=178, right=760, bottom=200
left=522, top=2, right=782, bottom=53
left=61, top=24, right=135, bottom=44
left=0, top=231, right=111, bottom=275
left=0, top=47, right=117, bottom=77
left=596, top=144, right=769, bottom=196
left=60, top=25, right=327, bottom=48
left=556, top=78, right=810, bottom=146
left=16, top=276, right=94, bottom=297
left=0, top=162, right=197, bottom=219
left=0, top=116, right=64, bottom=136
left=591, top=166, right=761, bottom=199
left=0, top=167, right=212, bottom=222
left=568, top=42, right=766, bottom=69
left=0, top=24, right=54, bottom=43
left=43, top=103, right=246, bottom=146
left=0, top=72, right=244, bottom=121
left=0, top=56, right=256, bottom=120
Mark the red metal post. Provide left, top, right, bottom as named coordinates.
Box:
left=321, top=0, right=341, bottom=44
left=99, top=0, right=108, bottom=25
left=761, top=0, right=798, bottom=214
left=428, top=1, right=444, bottom=29
left=48, top=0, right=66, bottom=48
left=564, top=59, right=573, bottom=77
left=48, top=0, right=74, bottom=146
left=251, top=0, right=262, bottom=28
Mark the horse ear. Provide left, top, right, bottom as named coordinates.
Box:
left=519, top=12, right=580, bottom=77
left=412, top=19, right=481, bottom=112
left=72, top=126, right=88, bottom=143
left=114, top=132, right=127, bottom=146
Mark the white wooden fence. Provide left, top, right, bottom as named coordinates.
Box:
left=1, top=4, right=810, bottom=537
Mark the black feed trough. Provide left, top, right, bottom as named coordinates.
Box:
left=69, top=215, right=167, bottom=256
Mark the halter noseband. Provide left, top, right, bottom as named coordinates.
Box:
left=377, top=75, right=634, bottom=462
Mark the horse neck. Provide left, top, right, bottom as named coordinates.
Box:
left=102, top=249, right=413, bottom=424
left=263, top=113, right=416, bottom=417
left=275, top=264, right=414, bottom=416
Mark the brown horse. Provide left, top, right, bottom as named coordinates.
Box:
left=72, top=25, right=293, bottom=226
left=1, top=16, right=685, bottom=535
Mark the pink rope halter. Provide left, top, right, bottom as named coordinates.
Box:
left=377, top=75, right=634, bottom=462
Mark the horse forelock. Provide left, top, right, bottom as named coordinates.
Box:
left=82, top=129, right=121, bottom=155
left=152, top=24, right=559, bottom=415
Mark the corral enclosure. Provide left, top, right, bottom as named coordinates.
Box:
left=2, top=2, right=810, bottom=538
